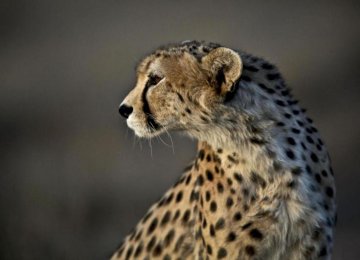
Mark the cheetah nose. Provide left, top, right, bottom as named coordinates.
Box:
left=119, top=104, right=133, bottom=119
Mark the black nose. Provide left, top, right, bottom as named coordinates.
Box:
left=119, top=104, right=133, bottom=119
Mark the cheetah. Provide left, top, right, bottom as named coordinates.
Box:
left=112, top=41, right=336, bottom=260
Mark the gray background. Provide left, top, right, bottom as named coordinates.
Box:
left=1, top=0, right=359, bottom=259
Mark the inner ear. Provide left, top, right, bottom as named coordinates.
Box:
left=202, top=47, right=243, bottom=96
left=215, top=67, right=226, bottom=91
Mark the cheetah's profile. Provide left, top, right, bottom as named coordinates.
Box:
left=113, top=41, right=336, bottom=260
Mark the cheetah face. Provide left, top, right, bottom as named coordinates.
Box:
left=119, top=47, right=242, bottom=138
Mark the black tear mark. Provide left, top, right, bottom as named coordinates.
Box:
left=142, top=80, right=161, bottom=131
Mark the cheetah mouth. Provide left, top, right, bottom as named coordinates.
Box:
left=127, top=120, right=166, bottom=138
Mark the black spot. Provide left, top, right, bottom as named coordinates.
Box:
left=227, top=155, right=238, bottom=164
left=287, top=137, right=296, bottom=145
left=217, top=248, right=227, bottom=259
left=185, top=174, right=191, bottom=185
left=153, top=244, right=163, bottom=257
left=234, top=172, right=243, bottom=183
left=198, top=149, right=205, bottom=160
left=318, top=246, right=327, bottom=257
left=163, top=254, right=171, bottom=260
left=165, top=193, right=174, bottom=205
left=311, top=152, right=319, bottom=163
left=142, top=211, right=153, bottom=223
left=241, top=75, right=252, bottom=82
left=210, top=201, right=217, bottom=212
left=176, top=191, right=183, bottom=203
left=174, top=234, right=185, bottom=252
left=210, top=224, right=216, bottom=237
left=249, top=228, right=263, bottom=240
left=164, top=229, right=175, bottom=247
left=287, top=180, right=296, bottom=188
left=207, top=245, right=213, bottom=255
left=125, top=245, right=133, bottom=259
left=266, top=73, right=281, bottom=80
left=233, top=212, right=242, bottom=221
left=176, top=92, right=184, bottom=103
left=227, top=232, right=236, bottom=242
left=261, top=63, right=274, bottom=70
left=134, top=230, right=142, bottom=241
left=182, top=209, right=191, bottom=223
left=301, top=142, right=307, bottom=150
left=202, top=218, right=207, bottom=228
left=200, top=115, right=209, bottom=122
left=215, top=218, right=225, bottom=230
left=242, top=188, right=249, bottom=197
left=249, top=137, right=266, bottom=145
left=242, top=222, right=252, bottom=230
left=217, top=182, right=224, bottom=193
left=185, top=108, right=192, bottom=114
left=258, top=83, right=275, bottom=94
left=297, top=120, right=304, bottom=126
left=226, top=197, right=234, bottom=208
left=281, top=89, right=290, bottom=96
left=316, top=144, right=323, bottom=151
left=244, top=204, right=250, bottom=212
left=161, top=211, right=171, bottom=226
left=134, top=243, right=143, bottom=257
left=190, top=190, right=199, bottom=202
left=173, top=210, right=180, bottom=221
left=116, top=244, right=125, bottom=257
left=250, top=171, right=267, bottom=188
left=291, top=128, right=301, bottom=134
left=305, top=135, right=314, bottom=144
left=286, top=150, right=296, bottom=160
left=284, top=113, right=292, bottom=119
left=147, top=236, right=157, bottom=252
left=147, top=218, right=158, bottom=235
left=270, top=162, right=281, bottom=172
left=315, top=174, right=322, bottom=183
left=196, top=175, right=204, bottom=186
left=206, top=170, right=214, bottom=181
left=205, top=191, right=211, bottom=202
left=276, top=100, right=286, bottom=106
left=306, top=165, right=312, bottom=175
left=206, top=154, right=212, bottom=162
left=243, top=65, right=259, bottom=72
left=325, top=187, right=334, bottom=198
left=245, top=245, right=255, bottom=256
left=321, top=170, right=328, bottom=177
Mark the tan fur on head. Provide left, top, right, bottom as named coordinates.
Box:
left=201, top=47, right=243, bottom=96
left=120, top=45, right=244, bottom=139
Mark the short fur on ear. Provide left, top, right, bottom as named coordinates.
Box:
left=202, top=47, right=243, bottom=96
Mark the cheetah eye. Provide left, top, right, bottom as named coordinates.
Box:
left=148, top=74, right=163, bottom=86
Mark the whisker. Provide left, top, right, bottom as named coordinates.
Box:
left=163, top=127, right=175, bottom=154
left=148, top=138, right=153, bottom=157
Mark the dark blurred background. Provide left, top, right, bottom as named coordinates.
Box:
left=1, top=0, right=359, bottom=259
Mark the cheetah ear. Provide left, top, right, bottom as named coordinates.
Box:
left=202, top=47, right=243, bottom=96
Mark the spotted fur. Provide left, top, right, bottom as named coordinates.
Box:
left=114, top=41, right=336, bottom=260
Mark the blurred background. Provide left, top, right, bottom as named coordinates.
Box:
left=1, top=0, right=359, bottom=259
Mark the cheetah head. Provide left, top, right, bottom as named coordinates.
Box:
left=119, top=43, right=243, bottom=139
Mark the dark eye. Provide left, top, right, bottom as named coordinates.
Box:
left=148, top=74, right=162, bottom=86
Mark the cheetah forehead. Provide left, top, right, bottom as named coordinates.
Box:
left=136, top=41, right=222, bottom=75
